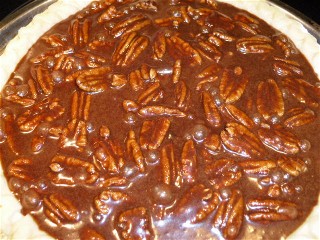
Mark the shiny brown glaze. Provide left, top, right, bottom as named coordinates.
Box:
left=0, top=0, right=319, bottom=239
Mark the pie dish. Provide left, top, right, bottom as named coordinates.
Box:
left=0, top=0, right=319, bottom=239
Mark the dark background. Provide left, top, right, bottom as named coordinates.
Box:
left=0, top=0, right=319, bottom=24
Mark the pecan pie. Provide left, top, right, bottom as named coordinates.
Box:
left=0, top=0, right=319, bottom=239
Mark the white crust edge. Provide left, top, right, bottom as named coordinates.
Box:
left=0, top=0, right=319, bottom=239
left=0, top=0, right=93, bottom=91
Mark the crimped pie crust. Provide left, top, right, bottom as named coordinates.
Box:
left=0, top=0, right=319, bottom=239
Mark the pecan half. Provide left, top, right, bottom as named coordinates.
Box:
left=273, top=58, right=303, bottom=77
left=178, top=6, right=191, bottom=23
left=126, top=130, right=145, bottom=172
left=174, top=81, right=190, bottom=111
left=277, top=157, right=307, bottom=177
left=257, top=79, right=284, bottom=121
left=139, top=105, right=186, bottom=117
left=210, top=12, right=235, bottom=31
left=34, top=66, right=54, bottom=95
left=17, top=98, right=65, bottom=132
left=42, top=34, right=67, bottom=47
left=137, top=82, right=163, bottom=106
left=219, top=67, right=249, bottom=103
left=123, top=100, right=139, bottom=112
left=28, top=78, right=38, bottom=99
left=223, top=104, right=255, bottom=129
left=172, top=59, right=182, bottom=84
left=213, top=189, right=244, bottom=239
left=95, top=190, right=129, bottom=214
left=235, top=21, right=258, bottom=35
left=198, top=40, right=222, bottom=62
left=5, top=95, right=35, bottom=107
left=48, top=155, right=99, bottom=185
left=173, top=184, right=219, bottom=223
left=30, top=46, right=74, bottom=64
left=113, top=32, right=149, bottom=67
left=140, top=63, right=158, bottom=82
left=247, top=199, right=299, bottom=223
left=282, top=77, right=319, bottom=108
left=118, top=207, right=154, bottom=240
left=258, top=126, right=300, bottom=155
left=205, top=159, right=242, bottom=189
left=203, top=91, right=222, bottom=127
left=236, top=35, right=274, bottom=54
left=134, top=0, right=158, bottom=12
left=167, top=35, right=202, bottom=66
left=69, top=19, right=90, bottom=47
left=111, top=74, right=127, bottom=89
left=140, top=118, right=170, bottom=150
left=207, top=35, right=223, bottom=47
left=129, top=69, right=144, bottom=91
left=98, top=5, right=123, bottom=23
left=75, top=51, right=108, bottom=68
left=239, top=160, right=276, bottom=176
left=70, top=91, right=91, bottom=121
left=97, top=176, right=127, bottom=188
left=204, top=133, right=222, bottom=153
left=187, top=5, right=215, bottom=20
left=196, top=64, right=221, bottom=81
left=221, top=123, right=265, bottom=158
left=160, top=143, right=182, bottom=187
left=88, top=37, right=115, bottom=51
left=153, top=31, right=166, bottom=60
left=93, top=139, right=125, bottom=173
left=284, top=108, right=316, bottom=128
left=274, top=34, right=298, bottom=58
left=43, top=194, right=80, bottom=226
left=53, top=55, right=76, bottom=73
left=8, top=158, right=34, bottom=181
left=59, top=92, right=91, bottom=151
left=111, top=14, right=151, bottom=38
left=2, top=112, right=18, bottom=154
left=79, top=50, right=108, bottom=67
left=181, top=139, right=197, bottom=184
left=211, top=29, right=235, bottom=42
left=76, top=66, right=111, bottom=93
left=154, top=16, right=183, bottom=27
left=196, top=78, right=219, bottom=91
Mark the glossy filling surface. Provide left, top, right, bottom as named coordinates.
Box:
left=0, top=0, right=319, bottom=239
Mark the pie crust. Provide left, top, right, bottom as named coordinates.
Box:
left=0, top=0, right=319, bottom=239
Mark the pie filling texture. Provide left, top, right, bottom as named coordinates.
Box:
left=0, top=0, right=319, bottom=239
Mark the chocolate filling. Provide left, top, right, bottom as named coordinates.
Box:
left=0, top=0, right=319, bottom=239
